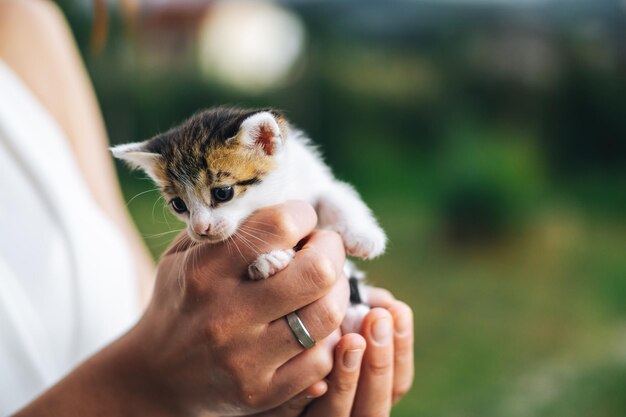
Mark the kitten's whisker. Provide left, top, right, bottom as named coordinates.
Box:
left=238, top=226, right=274, bottom=244
left=228, top=235, right=246, bottom=262
left=224, top=236, right=233, bottom=256
left=190, top=245, right=199, bottom=278
left=244, top=220, right=285, bottom=231
left=233, top=233, right=255, bottom=252
left=143, top=228, right=185, bottom=239
left=162, top=204, right=172, bottom=228
left=125, top=187, right=159, bottom=207
left=151, top=196, right=165, bottom=223
left=237, top=228, right=269, bottom=250
left=243, top=220, right=274, bottom=226
left=235, top=233, right=259, bottom=254
left=238, top=224, right=281, bottom=239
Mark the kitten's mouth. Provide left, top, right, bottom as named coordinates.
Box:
left=187, top=230, right=232, bottom=244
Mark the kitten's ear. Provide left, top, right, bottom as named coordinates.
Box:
left=110, top=142, right=162, bottom=181
left=237, top=111, right=284, bottom=156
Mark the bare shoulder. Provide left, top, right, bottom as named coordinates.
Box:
left=0, top=0, right=65, bottom=37
left=0, top=0, right=70, bottom=75
left=0, top=0, right=63, bottom=21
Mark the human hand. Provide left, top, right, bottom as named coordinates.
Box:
left=120, top=201, right=351, bottom=416
left=250, top=288, right=414, bottom=417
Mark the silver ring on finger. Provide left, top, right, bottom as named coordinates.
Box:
left=286, top=311, right=316, bottom=349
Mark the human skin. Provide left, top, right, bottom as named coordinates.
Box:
left=13, top=201, right=414, bottom=417
left=14, top=201, right=347, bottom=416
left=253, top=290, right=414, bottom=417
left=2, top=1, right=414, bottom=415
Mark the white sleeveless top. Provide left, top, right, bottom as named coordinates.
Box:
left=0, top=60, right=139, bottom=415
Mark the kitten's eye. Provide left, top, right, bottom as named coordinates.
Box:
left=170, top=197, right=188, bottom=213
left=212, top=186, right=234, bottom=203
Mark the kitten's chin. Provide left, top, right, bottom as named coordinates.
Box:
left=187, top=230, right=232, bottom=244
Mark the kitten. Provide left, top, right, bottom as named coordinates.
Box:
left=112, top=107, right=386, bottom=332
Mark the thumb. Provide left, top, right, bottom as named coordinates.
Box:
left=304, top=334, right=366, bottom=417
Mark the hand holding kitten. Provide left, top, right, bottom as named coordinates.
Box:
left=124, top=202, right=351, bottom=415
left=112, top=106, right=388, bottom=333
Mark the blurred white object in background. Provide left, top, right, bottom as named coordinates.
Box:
left=198, top=0, right=305, bottom=92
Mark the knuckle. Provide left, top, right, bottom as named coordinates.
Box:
left=203, top=319, right=230, bottom=348
left=389, top=301, right=414, bottom=338
left=268, top=209, right=299, bottom=242
left=394, top=339, right=413, bottom=358
left=333, top=377, right=357, bottom=395
left=312, top=350, right=334, bottom=379
left=221, top=355, right=242, bottom=378
left=307, top=254, right=337, bottom=290
left=366, top=357, right=393, bottom=377
left=318, top=229, right=342, bottom=246
left=317, top=230, right=345, bottom=258
left=318, top=298, right=345, bottom=333
left=391, top=301, right=413, bottom=320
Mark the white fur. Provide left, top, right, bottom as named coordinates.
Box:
left=248, top=248, right=295, bottom=280
left=234, top=126, right=386, bottom=334
left=238, top=111, right=283, bottom=154
left=113, top=112, right=387, bottom=334
left=277, top=131, right=387, bottom=259
left=110, top=142, right=162, bottom=183
left=342, top=303, right=371, bottom=334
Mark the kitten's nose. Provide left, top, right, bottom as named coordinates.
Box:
left=193, top=223, right=211, bottom=237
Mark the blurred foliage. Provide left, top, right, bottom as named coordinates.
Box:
left=57, top=0, right=625, bottom=415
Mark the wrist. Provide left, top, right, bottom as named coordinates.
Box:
left=13, top=327, right=183, bottom=417
left=97, top=325, right=186, bottom=417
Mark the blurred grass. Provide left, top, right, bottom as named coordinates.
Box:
left=60, top=0, right=626, bottom=415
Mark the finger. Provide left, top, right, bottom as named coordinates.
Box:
left=165, top=201, right=317, bottom=298
left=287, top=381, right=328, bottom=411
left=264, top=267, right=349, bottom=360
left=387, top=301, right=414, bottom=404
left=231, top=200, right=317, bottom=265
left=198, top=200, right=318, bottom=269
left=352, top=308, right=394, bottom=417
left=253, top=381, right=328, bottom=417
left=246, top=230, right=347, bottom=321
left=271, top=330, right=341, bottom=401
left=305, top=334, right=366, bottom=417
left=366, top=287, right=396, bottom=309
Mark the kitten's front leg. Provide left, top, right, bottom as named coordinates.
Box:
left=316, top=181, right=387, bottom=259
left=248, top=248, right=296, bottom=280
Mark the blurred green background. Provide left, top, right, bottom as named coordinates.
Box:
left=59, top=0, right=625, bottom=415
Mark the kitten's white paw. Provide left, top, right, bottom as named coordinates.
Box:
left=248, top=248, right=295, bottom=280
left=341, top=226, right=387, bottom=259
left=341, top=303, right=370, bottom=334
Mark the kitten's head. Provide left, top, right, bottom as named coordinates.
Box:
left=112, top=107, right=289, bottom=242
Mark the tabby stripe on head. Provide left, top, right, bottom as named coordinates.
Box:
left=237, top=178, right=260, bottom=186
left=217, top=171, right=232, bottom=180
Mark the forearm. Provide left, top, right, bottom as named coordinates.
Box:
left=13, top=333, right=178, bottom=417
left=0, top=0, right=156, bottom=307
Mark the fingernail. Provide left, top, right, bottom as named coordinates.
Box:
left=343, top=349, right=363, bottom=369
left=372, top=317, right=392, bottom=345
left=395, top=312, right=411, bottom=337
